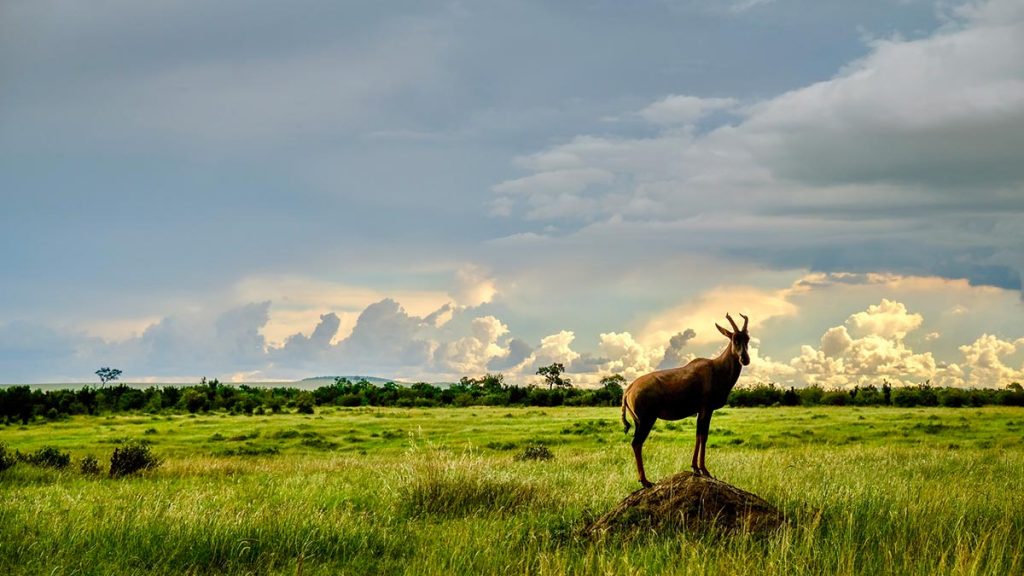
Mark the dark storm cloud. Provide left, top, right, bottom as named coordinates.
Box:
left=487, top=338, right=534, bottom=371
left=658, top=329, right=697, bottom=370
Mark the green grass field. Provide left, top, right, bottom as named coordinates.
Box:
left=2, top=406, right=1023, bottom=575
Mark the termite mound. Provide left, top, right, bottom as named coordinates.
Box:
left=585, top=472, right=784, bottom=536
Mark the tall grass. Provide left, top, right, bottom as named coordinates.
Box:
left=1, top=407, right=1022, bottom=575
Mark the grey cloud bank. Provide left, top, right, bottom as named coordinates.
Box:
left=1, top=0, right=1022, bottom=384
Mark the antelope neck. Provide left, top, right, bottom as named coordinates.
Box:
left=712, top=343, right=741, bottom=382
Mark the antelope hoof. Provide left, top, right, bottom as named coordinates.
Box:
left=691, top=466, right=703, bottom=476
left=700, top=468, right=713, bottom=478
left=640, top=479, right=654, bottom=488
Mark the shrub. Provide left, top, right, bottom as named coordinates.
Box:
left=0, top=442, right=15, bottom=472
left=23, top=446, right=71, bottom=469
left=939, top=388, right=970, bottom=408
left=109, top=441, right=161, bottom=477
left=515, top=444, right=554, bottom=461
left=338, top=393, right=363, bottom=407
left=181, top=388, right=208, bottom=413
left=728, top=383, right=783, bottom=407
left=799, top=385, right=825, bottom=406
left=295, top=392, right=315, bottom=414
left=79, top=454, right=101, bottom=475
left=821, top=390, right=850, bottom=406
left=781, top=387, right=801, bottom=406
left=852, top=386, right=885, bottom=406
left=892, top=386, right=931, bottom=407
left=999, top=385, right=1024, bottom=407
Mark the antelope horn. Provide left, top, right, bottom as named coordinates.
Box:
left=726, top=313, right=740, bottom=333
left=739, top=313, right=748, bottom=332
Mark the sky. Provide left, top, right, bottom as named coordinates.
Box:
left=2, top=0, right=1023, bottom=388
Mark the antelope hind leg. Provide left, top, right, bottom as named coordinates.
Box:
left=631, top=418, right=655, bottom=488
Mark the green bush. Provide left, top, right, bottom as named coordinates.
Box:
left=0, top=442, right=15, bottom=472
left=799, top=385, right=825, bottom=405
left=514, top=444, right=554, bottom=461
left=821, top=390, right=850, bottom=406
left=109, top=441, right=161, bottom=477
left=23, top=446, right=71, bottom=469
left=938, top=388, right=970, bottom=407
left=338, top=393, right=363, bottom=407
left=79, top=454, right=101, bottom=475
left=295, top=392, right=315, bottom=414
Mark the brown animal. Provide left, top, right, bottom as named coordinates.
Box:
left=621, top=313, right=750, bottom=487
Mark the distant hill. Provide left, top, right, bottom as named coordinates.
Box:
left=3, top=376, right=452, bottom=391
left=300, top=375, right=405, bottom=386
left=298, top=376, right=458, bottom=388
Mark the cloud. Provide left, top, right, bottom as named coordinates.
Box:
left=433, top=315, right=509, bottom=375
left=742, top=1, right=1024, bottom=190
left=233, top=274, right=452, bottom=346
left=491, top=0, right=1024, bottom=290
left=3, top=7, right=457, bottom=152
left=491, top=168, right=615, bottom=219
left=450, top=266, right=498, bottom=307
left=640, top=284, right=799, bottom=348
left=214, top=302, right=273, bottom=364
left=846, top=299, right=923, bottom=340
left=788, top=299, right=942, bottom=388
left=637, top=95, right=738, bottom=125
left=273, top=313, right=341, bottom=365
left=740, top=337, right=798, bottom=384
left=777, top=298, right=1024, bottom=389
left=532, top=331, right=581, bottom=366
left=958, top=333, right=1024, bottom=387
left=129, top=302, right=271, bottom=375
left=4, top=269, right=1022, bottom=387
left=658, top=329, right=697, bottom=370
left=486, top=338, right=533, bottom=371
left=334, top=298, right=437, bottom=370
left=0, top=321, right=103, bottom=382
left=596, top=331, right=660, bottom=381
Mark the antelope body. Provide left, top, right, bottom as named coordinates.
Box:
left=622, top=313, right=750, bottom=488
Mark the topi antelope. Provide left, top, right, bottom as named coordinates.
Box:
left=621, top=313, right=750, bottom=488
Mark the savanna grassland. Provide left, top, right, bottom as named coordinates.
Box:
left=2, top=406, right=1023, bottom=575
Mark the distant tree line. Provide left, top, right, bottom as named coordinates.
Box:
left=1, top=375, right=1021, bottom=424
left=728, top=381, right=1024, bottom=408
left=0, top=372, right=627, bottom=424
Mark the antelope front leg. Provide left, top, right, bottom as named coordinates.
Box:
left=633, top=443, right=653, bottom=488
left=690, top=432, right=702, bottom=475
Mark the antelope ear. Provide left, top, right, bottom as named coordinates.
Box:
left=716, top=323, right=733, bottom=338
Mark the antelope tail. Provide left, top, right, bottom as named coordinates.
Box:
left=621, top=397, right=633, bottom=434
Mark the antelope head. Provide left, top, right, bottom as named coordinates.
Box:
left=716, top=313, right=751, bottom=366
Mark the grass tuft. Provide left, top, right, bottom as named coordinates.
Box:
left=399, top=449, right=548, bottom=518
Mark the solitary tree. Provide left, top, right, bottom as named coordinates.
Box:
left=537, top=363, right=572, bottom=390
left=95, top=367, right=122, bottom=388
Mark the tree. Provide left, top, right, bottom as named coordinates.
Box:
left=95, top=367, right=122, bottom=388
left=594, top=374, right=626, bottom=406
left=537, top=363, right=572, bottom=390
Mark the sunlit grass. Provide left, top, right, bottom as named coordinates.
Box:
left=2, top=406, right=1023, bottom=574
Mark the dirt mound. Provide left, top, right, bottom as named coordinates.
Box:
left=585, top=472, right=783, bottom=536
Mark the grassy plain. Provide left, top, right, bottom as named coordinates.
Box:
left=2, top=406, right=1023, bottom=575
